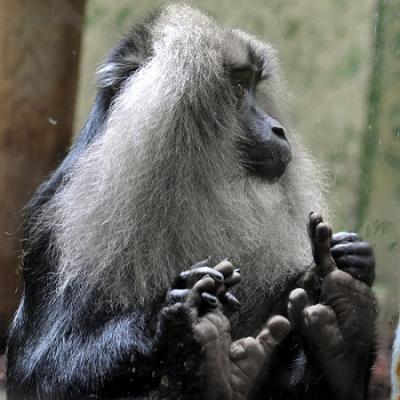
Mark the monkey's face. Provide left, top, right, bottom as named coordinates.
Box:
left=230, top=66, right=292, bottom=182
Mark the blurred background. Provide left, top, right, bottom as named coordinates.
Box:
left=0, top=0, right=398, bottom=397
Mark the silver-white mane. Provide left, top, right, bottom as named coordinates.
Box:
left=36, top=5, right=327, bottom=310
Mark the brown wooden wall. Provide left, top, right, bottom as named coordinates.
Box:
left=0, top=0, right=86, bottom=348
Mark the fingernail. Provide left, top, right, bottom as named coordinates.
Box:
left=214, top=273, right=224, bottom=282
left=234, top=268, right=241, bottom=274
left=202, top=293, right=217, bottom=305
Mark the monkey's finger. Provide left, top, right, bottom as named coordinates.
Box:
left=186, top=276, right=216, bottom=309
left=219, top=292, right=241, bottom=312
left=257, top=316, right=291, bottom=353
left=165, top=289, right=190, bottom=304
left=214, top=271, right=241, bottom=297
left=212, top=260, right=236, bottom=295
left=223, top=271, right=241, bottom=289
left=288, top=288, right=308, bottom=329
left=313, top=223, right=337, bottom=278
left=334, top=255, right=375, bottom=286
left=330, top=232, right=360, bottom=246
left=201, top=292, right=219, bottom=308
left=173, top=267, right=224, bottom=289
left=308, top=212, right=335, bottom=275
left=229, top=317, right=290, bottom=364
left=192, top=276, right=216, bottom=294
left=314, top=222, right=332, bottom=256
left=213, top=259, right=234, bottom=278
left=331, top=242, right=373, bottom=257
left=308, top=211, right=323, bottom=240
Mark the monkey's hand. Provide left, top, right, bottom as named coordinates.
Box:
left=156, top=260, right=290, bottom=400
left=166, top=258, right=241, bottom=312
left=289, top=213, right=377, bottom=400
left=155, top=260, right=241, bottom=399
left=156, top=259, right=241, bottom=349
left=189, top=281, right=290, bottom=400
left=330, top=230, right=375, bottom=287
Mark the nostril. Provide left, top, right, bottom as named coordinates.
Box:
left=272, top=126, right=286, bottom=139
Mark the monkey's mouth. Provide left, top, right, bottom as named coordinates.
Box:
left=247, top=158, right=291, bottom=182
left=242, top=140, right=292, bottom=182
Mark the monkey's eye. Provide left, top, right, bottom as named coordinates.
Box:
left=233, top=82, right=246, bottom=99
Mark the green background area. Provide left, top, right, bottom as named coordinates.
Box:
left=74, top=0, right=399, bottom=332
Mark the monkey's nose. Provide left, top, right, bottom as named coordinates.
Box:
left=271, top=125, right=286, bottom=139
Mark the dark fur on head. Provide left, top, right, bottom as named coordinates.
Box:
left=30, top=5, right=327, bottom=310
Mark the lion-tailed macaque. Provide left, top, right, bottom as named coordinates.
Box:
left=7, top=5, right=376, bottom=399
